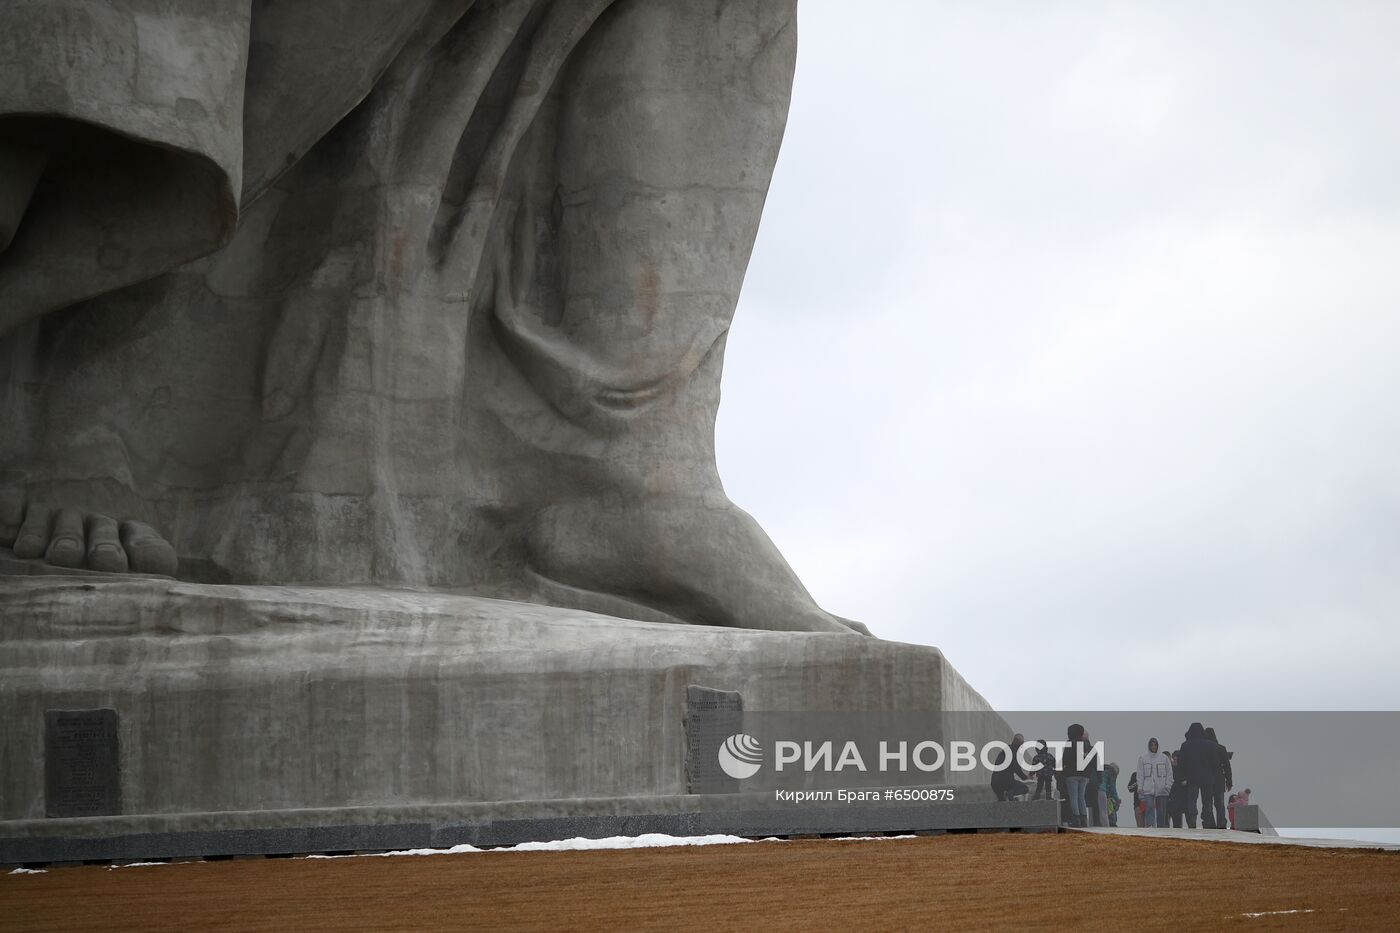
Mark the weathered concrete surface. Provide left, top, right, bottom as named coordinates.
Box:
left=0, top=579, right=999, bottom=823
left=0, top=0, right=862, bottom=635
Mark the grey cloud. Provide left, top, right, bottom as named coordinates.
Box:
left=718, top=0, right=1400, bottom=709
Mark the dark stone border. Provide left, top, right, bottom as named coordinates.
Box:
left=1, top=800, right=1057, bottom=865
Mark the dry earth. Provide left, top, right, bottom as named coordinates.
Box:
left=4, top=833, right=1398, bottom=932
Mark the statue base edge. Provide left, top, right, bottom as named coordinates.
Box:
left=1, top=577, right=1015, bottom=857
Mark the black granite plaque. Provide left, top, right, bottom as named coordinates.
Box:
left=45, top=709, right=121, bottom=818
left=684, top=685, right=744, bottom=794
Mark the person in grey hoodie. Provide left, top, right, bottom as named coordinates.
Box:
left=1136, top=737, right=1173, bottom=828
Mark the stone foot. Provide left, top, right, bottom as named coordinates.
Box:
left=523, top=497, right=871, bottom=636
left=0, top=490, right=177, bottom=577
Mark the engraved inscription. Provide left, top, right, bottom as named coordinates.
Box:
left=685, top=685, right=743, bottom=794
left=45, top=709, right=121, bottom=818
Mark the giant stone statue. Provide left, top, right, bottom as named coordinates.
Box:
left=0, top=0, right=866, bottom=635
left=0, top=1, right=1012, bottom=857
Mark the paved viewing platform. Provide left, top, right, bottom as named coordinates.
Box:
left=1069, top=826, right=1400, bottom=851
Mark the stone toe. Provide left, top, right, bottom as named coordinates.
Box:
left=86, top=542, right=129, bottom=573
left=13, top=529, right=48, bottom=560
left=45, top=508, right=86, bottom=568
left=85, top=514, right=128, bottom=573
left=12, top=503, right=51, bottom=560
left=45, top=536, right=85, bottom=568
left=120, top=521, right=178, bottom=577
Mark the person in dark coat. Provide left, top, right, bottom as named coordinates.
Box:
left=1083, top=729, right=1104, bottom=826
left=1127, top=770, right=1143, bottom=827
left=1166, top=751, right=1192, bottom=828
left=1179, top=722, right=1218, bottom=828
left=1063, top=723, right=1091, bottom=827
left=1055, top=766, right=1071, bottom=825
left=990, top=733, right=1030, bottom=801
left=1205, top=726, right=1233, bottom=830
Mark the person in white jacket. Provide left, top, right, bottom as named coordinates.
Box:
left=1136, top=737, right=1174, bottom=828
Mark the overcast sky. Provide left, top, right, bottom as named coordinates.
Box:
left=716, top=0, right=1400, bottom=711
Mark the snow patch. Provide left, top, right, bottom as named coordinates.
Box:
left=302, top=832, right=922, bottom=860
left=302, top=833, right=759, bottom=860
left=308, top=844, right=483, bottom=859
left=506, top=833, right=754, bottom=852
left=20, top=832, right=920, bottom=871
left=832, top=834, right=918, bottom=842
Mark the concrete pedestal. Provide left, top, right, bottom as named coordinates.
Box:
left=0, top=578, right=1016, bottom=860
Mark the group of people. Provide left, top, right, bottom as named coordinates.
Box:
left=990, top=727, right=1120, bottom=827
left=1129, top=724, right=1250, bottom=829
left=990, top=722, right=1249, bottom=830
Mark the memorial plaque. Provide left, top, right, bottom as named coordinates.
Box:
left=685, top=685, right=744, bottom=794
left=45, top=709, right=121, bottom=818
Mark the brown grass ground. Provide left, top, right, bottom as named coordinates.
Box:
left=4, top=833, right=1398, bottom=932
